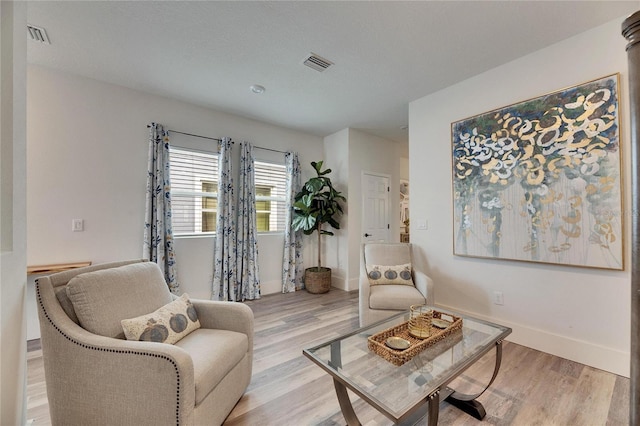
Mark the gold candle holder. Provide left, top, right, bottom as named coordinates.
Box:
left=408, top=305, right=433, bottom=339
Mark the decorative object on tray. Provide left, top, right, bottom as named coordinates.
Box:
left=408, top=304, right=433, bottom=339
left=368, top=310, right=463, bottom=366
left=432, top=318, right=452, bottom=329
left=385, top=336, right=411, bottom=350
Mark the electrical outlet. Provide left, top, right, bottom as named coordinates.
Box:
left=493, top=291, right=504, bottom=305
left=72, top=219, right=84, bottom=232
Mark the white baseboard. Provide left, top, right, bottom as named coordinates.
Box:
left=436, top=303, right=630, bottom=378
left=330, top=276, right=359, bottom=292
left=348, top=277, right=359, bottom=292
left=262, top=276, right=355, bottom=294
left=260, top=279, right=283, bottom=295
left=330, top=274, right=348, bottom=291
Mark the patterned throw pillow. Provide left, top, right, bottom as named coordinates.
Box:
left=367, top=263, right=414, bottom=286
left=121, top=294, right=200, bottom=344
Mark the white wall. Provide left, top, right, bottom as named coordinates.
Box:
left=322, top=129, right=350, bottom=289
left=400, top=156, right=409, bottom=181
left=323, top=128, right=401, bottom=291
left=409, top=17, right=631, bottom=376
left=0, top=1, right=27, bottom=424
left=348, top=129, right=401, bottom=289
left=26, top=65, right=323, bottom=338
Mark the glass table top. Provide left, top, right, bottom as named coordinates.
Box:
left=303, top=308, right=511, bottom=421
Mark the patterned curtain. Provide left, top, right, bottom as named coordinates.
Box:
left=212, top=137, right=237, bottom=301
left=282, top=151, right=304, bottom=293
left=236, top=142, right=261, bottom=301
left=143, top=122, right=179, bottom=293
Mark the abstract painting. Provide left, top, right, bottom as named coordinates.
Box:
left=451, top=74, right=622, bottom=270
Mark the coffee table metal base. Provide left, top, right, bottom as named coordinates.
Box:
left=332, top=341, right=503, bottom=425
left=443, top=395, right=486, bottom=421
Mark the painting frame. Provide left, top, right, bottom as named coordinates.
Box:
left=451, top=74, right=623, bottom=270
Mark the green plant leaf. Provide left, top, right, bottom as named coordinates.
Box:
left=294, top=188, right=309, bottom=201
left=327, top=217, right=340, bottom=229
left=292, top=201, right=309, bottom=212
left=305, top=178, right=323, bottom=193
left=312, top=161, right=323, bottom=174
left=302, top=193, right=314, bottom=206
left=292, top=214, right=316, bottom=231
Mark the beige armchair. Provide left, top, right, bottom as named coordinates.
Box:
left=36, top=260, right=253, bottom=426
left=359, top=242, right=434, bottom=327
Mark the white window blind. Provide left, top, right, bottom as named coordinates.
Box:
left=169, top=147, right=219, bottom=236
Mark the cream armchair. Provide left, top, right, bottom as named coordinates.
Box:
left=36, top=260, right=253, bottom=426
left=359, top=242, right=434, bottom=327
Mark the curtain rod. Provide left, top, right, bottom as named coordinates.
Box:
left=146, top=125, right=228, bottom=143
left=253, top=145, right=287, bottom=154
left=169, top=129, right=226, bottom=143
left=148, top=125, right=287, bottom=153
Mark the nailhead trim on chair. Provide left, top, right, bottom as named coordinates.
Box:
left=36, top=281, right=182, bottom=425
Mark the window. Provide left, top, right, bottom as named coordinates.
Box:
left=168, top=148, right=287, bottom=235
left=169, top=147, right=218, bottom=236
left=255, top=185, right=272, bottom=231
left=201, top=181, right=217, bottom=232
left=254, top=161, right=287, bottom=232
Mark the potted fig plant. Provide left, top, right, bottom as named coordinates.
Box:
left=292, top=161, right=346, bottom=293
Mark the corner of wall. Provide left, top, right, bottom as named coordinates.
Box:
left=0, top=1, right=28, bottom=424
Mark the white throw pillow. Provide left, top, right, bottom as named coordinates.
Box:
left=121, top=294, right=201, bottom=344
left=366, top=263, right=414, bottom=286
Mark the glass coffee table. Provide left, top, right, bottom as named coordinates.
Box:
left=303, top=308, right=511, bottom=425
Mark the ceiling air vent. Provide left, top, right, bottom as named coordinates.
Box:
left=303, top=53, right=333, bottom=72
left=27, top=24, right=51, bottom=44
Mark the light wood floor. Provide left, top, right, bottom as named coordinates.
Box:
left=27, top=289, right=629, bottom=425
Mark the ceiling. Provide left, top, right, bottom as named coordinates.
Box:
left=26, top=1, right=639, bottom=144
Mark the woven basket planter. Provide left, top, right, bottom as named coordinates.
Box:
left=304, top=267, right=332, bottom=294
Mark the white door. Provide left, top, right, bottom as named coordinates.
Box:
left=362, top=172, right=390, bottom=242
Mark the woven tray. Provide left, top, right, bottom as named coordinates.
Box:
left=367, top=310, right=463, bottom=366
